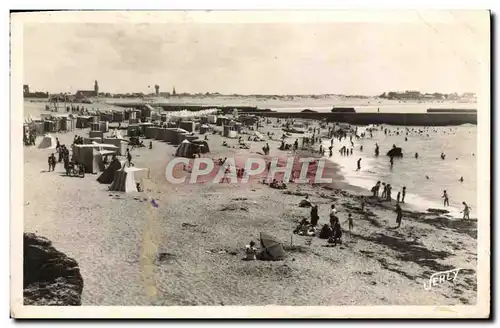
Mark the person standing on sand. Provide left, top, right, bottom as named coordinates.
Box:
left=396, top=191, right=401, bottom=204
left=357, top=158, right=361, bottom=171
left=310, top=205, right=319, bottom=227
left=442, top=190, right=449, bottom=207
left=461, top=202, right=471, bottom=220
left=375, top=143, right=379, bottom=157
left=381, top=183, right=387, bottom=199
left=329, top=205, right=338, bottom=227
left=402, top=186, right=406, bottom=203
left=395, top=204, right=403, bottom=228
left=386, top=184, right=392, bottom=202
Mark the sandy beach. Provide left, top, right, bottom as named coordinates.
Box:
left=23, top=116, right=477, bottom=306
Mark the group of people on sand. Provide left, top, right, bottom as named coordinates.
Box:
left=371, top=181, right=406, bottom=204
left=294, top=197, right=355, bottom=245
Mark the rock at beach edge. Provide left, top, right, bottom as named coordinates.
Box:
left=23, top=233, right=84, bottom=306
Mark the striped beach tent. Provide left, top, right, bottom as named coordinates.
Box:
left=175, top=139, right=194, bottom=158
left=108, top=167, right=148, bottom=193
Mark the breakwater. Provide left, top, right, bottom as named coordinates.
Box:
left=249, top=112, right=477, bottom=126
left=110, top=102, right=477, bottom=126
left=111, top=102, right=272, bottom=114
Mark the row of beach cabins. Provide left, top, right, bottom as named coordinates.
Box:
left=28, top=106, right=261, bottom=193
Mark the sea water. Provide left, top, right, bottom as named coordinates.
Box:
left=322, top=124, right=477, bottom=218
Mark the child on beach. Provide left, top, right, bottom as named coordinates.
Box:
left=244, top=241, right=257, bottom=261
left=343, top=213, right=354, bottom=233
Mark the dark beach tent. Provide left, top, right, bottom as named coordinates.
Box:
left=386, top=147, right=403, bottom=157
left=175, top=139, right=194, bottom=158
left=191, top=139, right=210, bottom=153
left=97, top=159, right=122, bottom=184
left=258, top=232, right=285, bottom=261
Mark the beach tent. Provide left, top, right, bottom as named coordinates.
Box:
left=257, top=232, right=285, bottom=261
left=38, top=134, right=56, bottom=149
left=108, top=167, right=147, bottom=193
left=175, top=139, right=194, bottom=158
left=191, top=140, right=210, bottom=153
left=97, top=159, right=122, bottom=184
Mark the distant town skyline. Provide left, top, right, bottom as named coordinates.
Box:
left=23, top=11, right=488, bottom=96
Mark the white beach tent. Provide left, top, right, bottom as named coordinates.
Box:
left=38, top=134, right=56, bottom=149
left=108, top=166, right=149, bottom=193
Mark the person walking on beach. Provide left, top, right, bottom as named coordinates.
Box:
left=48, top=153, right=56, bottom=172
left=357, top=158, right=362, bottom=171
left=461, top=202, right=471, bottom=220
left=442, top=190, right=449, bottom=207
left=396, top=191, right=401, bottom=204
left=415, top=152, right=419, bottom=159
left=402, top=186, right=406, bottom=203
left=395, top=204, right=403, bottom=228
left=375, top=143, right=379, bottom=157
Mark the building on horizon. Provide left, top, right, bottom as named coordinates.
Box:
left=74, top=80, right=99, bottom=99
left=172, top=86, right=176, bottom=96
left=23, top=85, right=30, bottom=96
left=155, top=84, right=160, bottom=96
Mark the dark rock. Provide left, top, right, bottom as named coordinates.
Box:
left=24, top=233, right=84, bottom=306
left=427, top=208, right=450, bottom=214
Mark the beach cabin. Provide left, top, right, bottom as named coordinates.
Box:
left=207, top=114, right=217, bottom=124
left=103, top=138, right=128, bottom=156
left=112, top=111, right=124, bottom=122
left=138, top=122, right=153, bottom=135
left=145, top=126, right=160, bottom=139
left=72, top=144, right=118, bottom=174
left=223, top=125, right=238, bottom=138
left=76, top=116, right=93, bottom=129
left=179, top=121, right=195, bottom=133
left=128, top=110, right=138, bottom=124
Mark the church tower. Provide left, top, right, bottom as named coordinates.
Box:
left=172, top=86, right=176, bottom=96
left=94, top=80, right=99, bottom=96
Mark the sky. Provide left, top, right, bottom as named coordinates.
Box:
left=22, top=12, right=488, bottom=96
